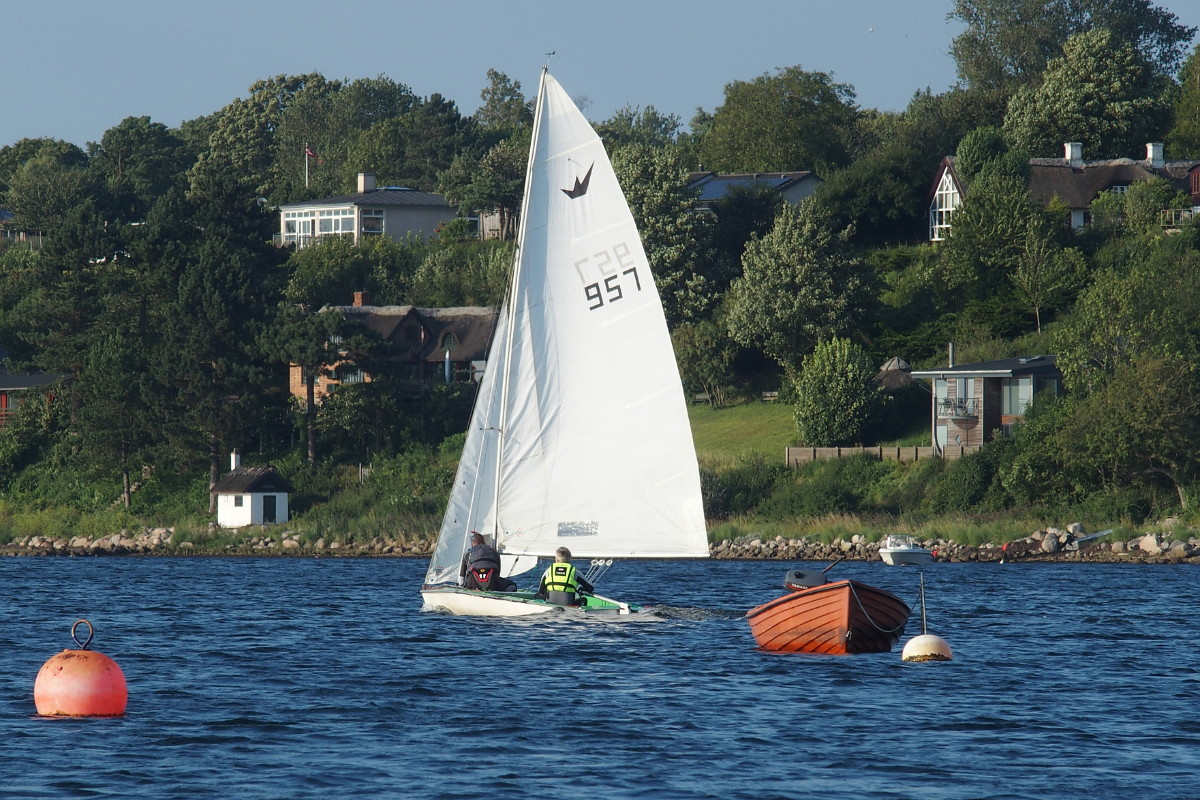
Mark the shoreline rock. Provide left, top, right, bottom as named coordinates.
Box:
left=2, top=523, right=1198, bottom=564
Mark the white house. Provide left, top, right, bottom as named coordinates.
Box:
left=277, top=172, right=458, bottom=248
left=211, top=452, right=295, bottom=527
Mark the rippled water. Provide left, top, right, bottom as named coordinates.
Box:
left=1, top=556, right=1197, bottom=799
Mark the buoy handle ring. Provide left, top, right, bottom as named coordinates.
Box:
left=71, top=619, right=94, bottom=650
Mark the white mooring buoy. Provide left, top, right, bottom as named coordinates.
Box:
left=902, top=573, right=952, bottom=662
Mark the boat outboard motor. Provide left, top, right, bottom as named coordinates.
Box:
left=784, top=569, right=828, bottom=592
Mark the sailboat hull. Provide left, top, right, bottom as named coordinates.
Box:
left=421, top=586, right=636, bottom=617
left=745, top=579, right=910, bottom=655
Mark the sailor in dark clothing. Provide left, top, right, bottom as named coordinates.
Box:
left=460, top=532, right=515, bottom=591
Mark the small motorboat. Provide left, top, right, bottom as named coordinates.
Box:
left=879, top=534, right=934, bottom=566
left=746, top=568, right=910, bottom=655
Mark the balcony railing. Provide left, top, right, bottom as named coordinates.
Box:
left=937, top=398, right=979, bottom=418
left=1161, top=208, right=1197, bottom=231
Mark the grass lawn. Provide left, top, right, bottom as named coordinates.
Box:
left=688, top=400, right=798, bottom=468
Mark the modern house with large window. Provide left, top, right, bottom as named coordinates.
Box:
left=277, top=173, right=457, bottom=248
left=910, top=351, right=1063, bottom=450
left=928, top=142, right=1200, bottom=241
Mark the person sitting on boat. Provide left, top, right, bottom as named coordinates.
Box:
left=460, top=533, right=515, bottom=592
left=537, top=547, right=594, bottom=606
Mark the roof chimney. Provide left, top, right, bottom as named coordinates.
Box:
left=1146, top=142, right=1164, bottom=169
left=948, top=342, right=955, bottom=368
left=357, top=172, right=376, bottom=193
left=231, top=450, right=241, bottom=471
left=353, top=291, right=370, bottom=307
left=1065, top=142, right=1083, bottom=168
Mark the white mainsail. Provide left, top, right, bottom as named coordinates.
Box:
left=424, top=70, right=708, bottom=587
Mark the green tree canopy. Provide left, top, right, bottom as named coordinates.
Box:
left=950, top=0, right=1196, bottom=92
left=475, top=70, right=532, bottom=139
left=611, top=143, right=721, bottom=325
left=1166, top=43, right=1200, bottom=158
left=698, top=66, right=859, bottom=176
left=595, top=105, right=681, bottom=149
left=1002, top=29, right=1173, bottom=158
left=87, top=116, right=194, bottom=222
left=792, top=337, right=884, bottom=446
left=725, top=200, right=872, bottom=368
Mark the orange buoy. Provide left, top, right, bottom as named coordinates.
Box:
left=34, top=620, right=127, bottom=717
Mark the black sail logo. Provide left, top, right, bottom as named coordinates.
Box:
left=562, top=163, right=594, bottom=199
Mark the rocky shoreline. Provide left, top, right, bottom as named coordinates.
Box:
left=3, top=522, right=1198, bottom=564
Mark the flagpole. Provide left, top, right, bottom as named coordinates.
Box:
left=304, top=142, right=309, bottom=189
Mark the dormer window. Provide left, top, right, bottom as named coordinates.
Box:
left=441, top=333, right=459, bottom=352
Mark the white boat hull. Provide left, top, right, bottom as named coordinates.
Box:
left=880, top=548, right=934, bottom=566
left=421, top=586, right=634, bottom=617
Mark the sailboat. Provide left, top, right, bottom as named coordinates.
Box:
left=420, top=69, right=709, bottom=617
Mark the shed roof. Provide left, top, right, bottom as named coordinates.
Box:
left=210, top=466, right=295, bottom=495
left=910, top=355, right=1060, bottom=378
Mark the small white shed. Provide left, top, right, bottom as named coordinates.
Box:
left=211, top=453, right=295, bottom=527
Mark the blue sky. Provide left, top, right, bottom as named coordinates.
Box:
left=3, top=0, right=1199, bottom=149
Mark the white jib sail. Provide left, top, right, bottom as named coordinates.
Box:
left=424, top=71, right=708, bottom=587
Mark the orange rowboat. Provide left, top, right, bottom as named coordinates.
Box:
left=746, top=572, right=911, bottom=655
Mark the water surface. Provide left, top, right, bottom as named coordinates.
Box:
left=1, top=557, right=1196, bottom=799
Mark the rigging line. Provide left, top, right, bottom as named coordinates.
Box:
left=847, top=582, right=908, bottom=634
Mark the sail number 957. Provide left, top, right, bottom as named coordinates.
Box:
left=577, top=242, right=643, bottom=311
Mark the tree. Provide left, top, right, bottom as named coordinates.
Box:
left=950, top=0, right=1196, bottom=92
left=0, top=138, right=87, bottom=198
left=1166, top=43, right=1200, bottom=158
left=475, top=70, right=532, bottom=138
left=88, top=116, right=193, bottom=222
left=1002, top=29, right=1173, bottom=158
left=698, top=67, right=859, bottom=175
left=610, top=143, right=721, bottom=325
left=264, top=305, right=355, bottom=465
left=595, top=105, right=680, bottom=149
left=725, top=200, right=872, bottom=369
left=1009, top=219, right=1085, bottom=333
left=5, top=154, right=94, bottom=232
left=1052, top=231, right=1200, bottom=396
left=671, top=319, right=739, bottom=407
left=954, top=126, right=1009, bottom=183
left=936, top=172, right=1047, bottom=302
left=439, top=135, right=528, bottom=241
left=792, top=337, right=883, bottom=446
left=1050, top=355, right=1200, bottom=509
left=1088, top=176, right=1191, bottom=236
left=409, top=240, right=511, bottom=307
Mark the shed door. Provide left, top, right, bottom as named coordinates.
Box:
left=263, top=495, right=277, bottom=524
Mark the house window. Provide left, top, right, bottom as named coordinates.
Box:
left=361, top=209, right=384, bottom=235
left=234, top=495, right=244, bottom=508
left=1001, top=377, right=1033, bottom=416
left=1108, top=185, right=1129, bottom=194
left=317, top=208, right=355, bottom=235
left=441, top=333, right=459, bottom=353
left=340, top=367, right=366, bottom=384
left=929, top=171, right=960, bottom=241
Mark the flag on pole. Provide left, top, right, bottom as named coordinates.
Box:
left=304, top=146, right=318, bottom=159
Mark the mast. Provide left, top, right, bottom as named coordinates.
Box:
left=491, top=66, right=549, bottom=542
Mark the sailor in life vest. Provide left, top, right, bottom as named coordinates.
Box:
left=460, top=533, right=514, bottom=591
left=538, top=546, right=594, bottom=605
